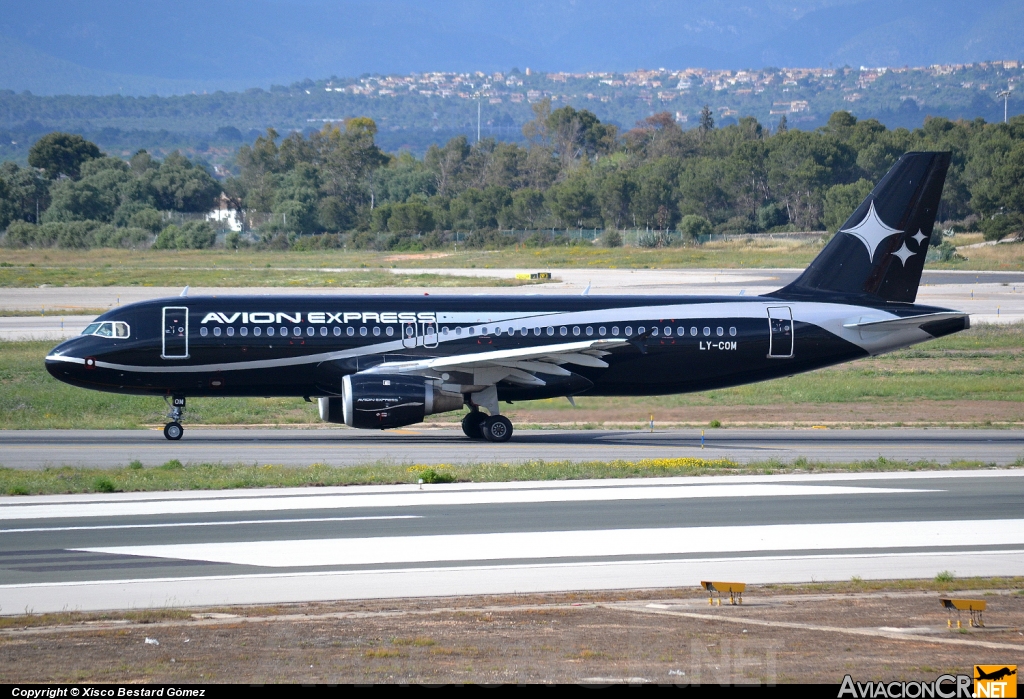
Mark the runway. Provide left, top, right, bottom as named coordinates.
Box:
left=2, top=427, right=1023, bottom=469
left=1, top=470, right=1022, bottom=614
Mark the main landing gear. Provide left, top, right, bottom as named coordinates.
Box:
left=461, top=410, right=513, bottom=443
left=163, top=395, right=185, bottom=441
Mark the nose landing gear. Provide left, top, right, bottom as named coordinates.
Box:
left=163, top=395, right=185, bottom=440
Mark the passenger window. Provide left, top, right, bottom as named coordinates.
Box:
left=599, top=326, right=606, bottom=336
left=253, top=327, right=261, bottom=337
left=573, top=326, right=580, bottom=336
left=373, top=326, right=381, bottom=336
left=469, top=327, right=475, bottom=335
left=347, top=327, right=355, bottom=336
left=442, top=327, right=449, bottom=335
left=241, top=327, right=248, bottom=337
left=534, top=328, right=541, bottom=336
left=333, top=327, right=341, bottom=336
left=267, top=327, right=275, bottom=336
left=293, top=327, right=301, bottom=337
left=359, top=327, right=367, bottom=336
left=651, top=327, right=659, bottom=336
left=213, top=327, right=221, bottom=337
left=386, top=326, right=394, bottom=337
left=308, top=327, right=315, bottom=336
left=625, top=327, right=633, bottom=336
left=226, top=327, right=234, bottom=337
left=612, top=327, right=619, bottom=336
left=691, top=327, right=697, bottom=336
left=320, top=326, right=327, bottom=336
left=280, top=327, right=288, bottom=336
left=586, top=326, right=593, bottom=336
left=521, top=327, right=528, bottom=336
left=546, top=327, right=554, bottom=336
left=200, top=327, right=208, bottom=337
left=559, top=327, right=567, bottom=336
left=456, top=327, right=462, bottom=336
left=717, top=327, right=724, bottom=337
left=638, top=327, right=645, bottom=335
left=703, top=327, right=711, bottom=336
left=677, top=327, right=684, bottom=336
left=730, top=327, right=737, bottom=336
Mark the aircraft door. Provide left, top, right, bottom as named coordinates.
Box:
left=162, top=306, right=189, bottom=359
left=401, top=321, right=417, bottom=349
left=767, top=306, right=794, bottom=358
left=422, top=321, right=438, bottom=348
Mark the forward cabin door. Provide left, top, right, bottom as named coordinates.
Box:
left=162, top=306, right=189, bottom=359
left=767, top=306, right=794, bottom=358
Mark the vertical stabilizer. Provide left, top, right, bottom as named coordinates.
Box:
left=774, top=152, right=950, bottom=304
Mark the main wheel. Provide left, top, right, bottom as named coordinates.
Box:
left=461, top=412, right=485, bottom=439
left=481, top=415, right=513, bottom=443
left=163, top=422, right=184, bottom=440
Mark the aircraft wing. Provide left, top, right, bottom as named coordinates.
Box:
left=359, top=338, right=628, bottom=388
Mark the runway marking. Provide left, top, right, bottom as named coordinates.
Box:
left=0, top=483, right=934, bottom=521
left=0, top=515, right=420, bottom=534
left=77, top=519, right=1024, bottom=568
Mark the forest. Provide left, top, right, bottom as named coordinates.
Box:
left=2, top=103, right=1023, bottom=252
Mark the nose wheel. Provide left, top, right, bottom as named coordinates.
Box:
left=163, top=395, right=186, bottom=441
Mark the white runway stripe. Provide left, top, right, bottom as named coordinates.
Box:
left=79, top=519, right=1024, bottom=568
left=0, top=515, right=419, bottom=534
left=0, top=483, right=930, bottom=521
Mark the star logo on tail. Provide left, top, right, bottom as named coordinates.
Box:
left=841, top=201, right=903, bottom=262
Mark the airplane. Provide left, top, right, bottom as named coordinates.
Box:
left=45, top=151, right=967, bottom=443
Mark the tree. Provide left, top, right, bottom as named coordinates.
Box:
left=546, top=177, right=596, bottom=228
left=823, top=179, right=874, bottom=233
left=148, top=151, right=221, bottom=212
left=28, top=133, right=102, bottom=180
left=699, top=105, right=715, bottom=136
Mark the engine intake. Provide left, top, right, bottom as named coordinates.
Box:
left=318, top=374, right=464, bottom=429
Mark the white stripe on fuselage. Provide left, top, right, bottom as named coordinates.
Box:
left=46, top=299, right=925, bottom=374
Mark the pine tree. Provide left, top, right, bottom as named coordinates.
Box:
left=698, top=104, right=715, bottom=135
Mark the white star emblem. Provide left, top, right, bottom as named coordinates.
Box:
left=841, top=201, right=903, bottom=263
left=912, top=230, right=927, bottom=246
left=892, top=242, right=916, bottom=266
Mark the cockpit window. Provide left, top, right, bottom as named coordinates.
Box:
left=81, top=321, right=130, bottom=338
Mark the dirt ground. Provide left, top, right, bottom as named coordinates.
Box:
left=1, top=584, right=1021, bottom=684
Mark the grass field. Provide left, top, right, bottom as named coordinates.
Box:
left=2, top=236, right=1021, bottom=288
left=1, top=456, right=1012, bottom=495
left=2, top=323, right=1022, bottom=431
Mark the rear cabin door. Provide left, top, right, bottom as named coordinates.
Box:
left=767, top=306, right=794, bottom=358
left=162, top=306, right=189, bottom=359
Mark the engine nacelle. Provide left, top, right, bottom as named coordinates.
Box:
left=318, top=374, right=464, bottom=429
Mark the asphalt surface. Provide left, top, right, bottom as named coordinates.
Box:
left=2, top=427, right=1023, bottom=469
left=1, top=471, right=1021, bottom=613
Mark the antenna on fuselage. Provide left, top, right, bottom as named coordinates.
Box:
left=180, top=286, right=189, bottom=297
left=581, top=282, right=591, bottom=296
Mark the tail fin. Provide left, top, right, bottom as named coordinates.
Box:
left=774, top=151, right=951, bottom=304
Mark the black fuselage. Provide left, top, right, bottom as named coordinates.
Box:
left=45, top=293, right=961, bottom=403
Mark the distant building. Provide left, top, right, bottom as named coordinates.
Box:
left=206, top=193, right=242, bottom=232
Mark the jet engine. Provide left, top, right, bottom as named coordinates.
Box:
left=318, top=374, right=464, bottom=429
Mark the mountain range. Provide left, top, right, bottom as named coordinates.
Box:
left=0, top=0, right=1022, bottom=96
